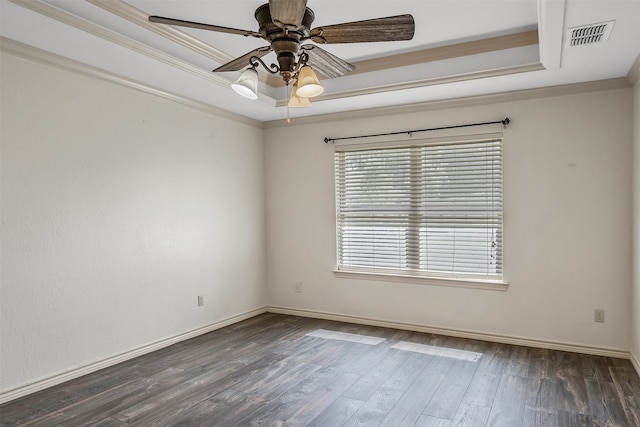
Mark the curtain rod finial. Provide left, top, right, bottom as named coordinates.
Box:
left=502, top=118, right=511, bottom=128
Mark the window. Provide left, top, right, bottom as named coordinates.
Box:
left=335, top=135, right=503, bottom=283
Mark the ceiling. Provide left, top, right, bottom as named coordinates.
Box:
left=1, top=0, right=639, bottom=123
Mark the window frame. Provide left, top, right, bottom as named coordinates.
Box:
left=333, top=132, right=508, bottom=291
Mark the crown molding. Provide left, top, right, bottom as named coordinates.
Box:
left=0, top=37, right=263, bottom=128
left=7, top=0, right=227, bottom=86
left=350, top=30, right=538, bottom=77
left=86, top=0, right=231, bottom=64
left=7, top=0, right=278, bottom=106
left=82, top=0, right=538, bottom=92
left=83, top=0, right=539, bottom=94
left=6, top=0, right=549, bottom=114
left=3, top=34, right=628, bottom=130
left=265, top=77, right=631, bottom=128
left=265, top=30, right=539, bottom=88
left=274, top=62, right=544, bottom=108
left=84, top=0, right=279, bottom=89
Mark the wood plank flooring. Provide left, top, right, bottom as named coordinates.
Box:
left=1, top=313, right=639, bottom=426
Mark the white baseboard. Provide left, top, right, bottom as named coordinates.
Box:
left=631, top=351, right=640, bottom=378
left=267, top=305, right=630, bottom=360
left=0, top=306, right=267, bottom=405
left=3, top=305, right=633, bottom=405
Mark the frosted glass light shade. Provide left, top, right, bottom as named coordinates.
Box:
left=288, top=83, right=312, bottom=107
left=295, top=66, right=324, bottom=98
left=231, top=68, right=259, bottom=99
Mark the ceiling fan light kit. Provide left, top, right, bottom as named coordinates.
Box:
left=295, top=65, right=324, bottom=98
left=148, top=0, right=415, bottom=106
left=288, top=82, right=313, bottom=107
left=288, top=92, right=312, bottom=108
left=231, top=67, right=259, bottom=99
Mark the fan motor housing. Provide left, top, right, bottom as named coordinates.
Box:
left=255, top=3, right=315, bottom=82
left=271, top=39, right=300, bottom=61
left=255, top=3, right=314, bottom=41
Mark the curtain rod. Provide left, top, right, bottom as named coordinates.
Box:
left=323, top=117, right=511, bottom=144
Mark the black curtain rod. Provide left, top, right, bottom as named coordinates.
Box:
left=324, top=117, right=511, bottom=144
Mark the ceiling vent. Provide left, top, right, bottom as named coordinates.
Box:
left=566, top=21, right=614, bottom=47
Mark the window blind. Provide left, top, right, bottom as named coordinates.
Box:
left=335, top=137, right=503, bottom=280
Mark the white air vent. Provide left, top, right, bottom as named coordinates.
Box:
left=566, top=21, right=614, bottom=47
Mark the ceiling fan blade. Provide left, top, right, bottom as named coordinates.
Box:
left=213, top=46, right=272, bottom=72
left=149, top=16, right=260, bottom=37
left=301, top=44, right=355, bottom=79
left=310, top=14, right=415, bottom=44
left=269, top=0, right=307, bottom=30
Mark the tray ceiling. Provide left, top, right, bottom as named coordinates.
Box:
left=1, top=0, right=639, bottom=122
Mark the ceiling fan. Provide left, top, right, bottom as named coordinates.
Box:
left=149, top=0, right=415, bottom=102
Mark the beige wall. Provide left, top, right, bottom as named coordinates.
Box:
left=0, top=52, right=267, bottom=393
left=2, top=45, right=638, bottom=399
left=265, top=88, right=633, bottom=352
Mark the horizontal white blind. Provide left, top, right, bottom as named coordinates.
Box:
left=335, top=138, right=503, bottom=279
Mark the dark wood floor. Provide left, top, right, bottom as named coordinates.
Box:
left=1, top=313, right=639, bottom=426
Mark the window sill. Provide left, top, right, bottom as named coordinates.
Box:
left=333, top=269, right=509, bottom=291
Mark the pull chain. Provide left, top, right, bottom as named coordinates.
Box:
left=286, top=83, right=291, bottom=124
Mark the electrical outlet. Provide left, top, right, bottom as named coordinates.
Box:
left=295, top=282, right=302, bottom=292
left=594, top=309, right=604, bottom=323
left=198, top=295, right=204, bottom=307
